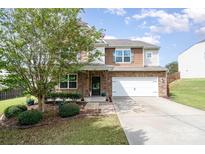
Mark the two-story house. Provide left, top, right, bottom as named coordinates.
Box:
left=178, top=40, right=205, bottom=78
left=56, top=39, right=167, bottom=99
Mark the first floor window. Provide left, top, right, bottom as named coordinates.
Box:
left=60, top=74, right=77, bottom=89
left=68, top=74, right=77, bottom=88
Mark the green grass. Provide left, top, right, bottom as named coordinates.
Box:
left=0, top=97, right=27, bottom=114
left=170, top=79, right=205, bottom=110
left=0, top=115, right=128, bottom=145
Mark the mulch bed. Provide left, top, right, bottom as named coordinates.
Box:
left=0, top=102, right=101, bottom=129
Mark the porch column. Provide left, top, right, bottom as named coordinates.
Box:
left=105, top=70, right=109, bottom=102
left=81, top=72, right=84, bottom=101
left=88, top=71, right=91, bottom=96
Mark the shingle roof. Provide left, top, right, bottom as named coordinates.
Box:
left=109, top=66, right=167, bottom=72
left=82, top=64, right=110, bottom=71
left=104, top=39, right=160, bottom=49
left=82, top=64, right=167, bottom=72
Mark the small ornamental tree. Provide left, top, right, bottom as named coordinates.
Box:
left=0, top=9, right=103, bottom=111
left=165, top=61, right=178, bottom=74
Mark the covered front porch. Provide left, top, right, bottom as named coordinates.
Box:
left=79, top=64, right=112, bottom=102
left=79, top=70, right=109, bottom=101
left=55, top=64, right=112, bottom=102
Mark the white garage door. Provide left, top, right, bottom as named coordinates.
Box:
left=112, top=77, right=158, bottom=96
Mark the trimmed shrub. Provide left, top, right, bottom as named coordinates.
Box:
left=18, top=110, right=43, bottom=125
left=46, top=92, right=81, bottom=101
left=16, top=105, right=27, bottom=111
left=4, top=105, right=27, bottom=118
left=67, top=93, right=81, bottom=101
left=59, top=103, right=80, bottom=118
left=47, top=92, right=56, bottom=99
left=26, top=98, right=35, bottom=106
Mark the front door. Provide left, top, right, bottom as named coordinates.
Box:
left=92, top=77, right=100, bottom=96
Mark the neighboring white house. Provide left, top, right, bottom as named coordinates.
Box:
left=178, top=40, right=205, bottom=78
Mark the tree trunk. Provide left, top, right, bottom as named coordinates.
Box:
left=38, top=95, right=45, bottom=112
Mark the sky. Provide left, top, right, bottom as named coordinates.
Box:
left=81, top=8, right=205, bottom=66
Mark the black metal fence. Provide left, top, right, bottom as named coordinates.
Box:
left=0, top=88, right=24, bottom=101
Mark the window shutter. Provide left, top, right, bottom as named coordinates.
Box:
left=112, top=50, right=115, bottom=62
left=131, top=50, right=134, bottom=63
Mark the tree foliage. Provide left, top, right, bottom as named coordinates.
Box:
left=165, top=61, right=178, bottom=74
left=0, top=9, right=103, bottom=111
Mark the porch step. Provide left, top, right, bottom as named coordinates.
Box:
left=84, top=96, right=107, bottom=103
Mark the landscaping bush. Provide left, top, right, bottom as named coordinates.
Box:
left=47, top=92, right=57, bottom=99
left=59, top=92, right=69, bottom=99
left=18, top=110, right=43, bottom=125
left=4, top=105, right=28, bottom=118
left=16, top=105, right=27, bottom=111
left=59, top=103, right=80, bottom=118
left=46, top=92, right=81, bottom=101
left=26, top=98, right=35, bottom=106
left=67, top=93, right=81, bottom=101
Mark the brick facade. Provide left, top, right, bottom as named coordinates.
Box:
left=56, top=71, right=167, bottom=97
left=56, top=71, right=108, bottom=97
left=54, top=42, right=167, bottom=98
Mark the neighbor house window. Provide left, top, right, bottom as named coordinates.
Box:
left=59, top=74, right=77, bottom=89
left=146, top=52, right=152, bottom=59
left=204, top=52, right=205, bottom=60
left=115, top=49, right=131, bottom=63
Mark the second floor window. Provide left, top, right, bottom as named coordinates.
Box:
left=146, top=52, right=152, bottom=59
left=115, top=49, right=131, bottom=63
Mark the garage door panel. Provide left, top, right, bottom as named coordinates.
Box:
left=112, top=77, right=158, bottom=96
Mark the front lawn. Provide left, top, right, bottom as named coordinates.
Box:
left=0, top=97, right=27, bottom=114
left=0, top=115, right=128, bottom=145
left=170, top=79, right=205, bottom=110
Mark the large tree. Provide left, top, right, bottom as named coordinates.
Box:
left=0, top=9, right=103, bottom=111
left=165, top=61, right=178, bottom=74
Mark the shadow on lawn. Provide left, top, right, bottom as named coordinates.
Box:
left=0, top=116, right=128, bottom=145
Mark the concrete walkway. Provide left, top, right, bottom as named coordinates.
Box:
left=84, top=102, right=115, bottom=115
left=113, top=97, right=205, bottom=145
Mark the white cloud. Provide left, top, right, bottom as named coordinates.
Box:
left=137, top=21, right=147, bottom=29
left=132, top=9, right=189, bottom=34
left=104, top=35, right=117, bottom=39
left=124, top=16, right=131, bottom=24
left=105, top=8, right=126, bottom=16
left=195, top=26, right=205, bottom=37
left=130, top=34, right=160, bottom=45
left=183, top=8, right=205, bottom=24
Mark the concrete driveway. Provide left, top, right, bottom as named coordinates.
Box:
left=113, top=97, right=205, bottom=145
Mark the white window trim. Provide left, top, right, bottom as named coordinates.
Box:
left=115, top=48, right=131, bottom=64
left=145, top=51, right=152, bottom=59
left=59, top=74, right=78, bottom=89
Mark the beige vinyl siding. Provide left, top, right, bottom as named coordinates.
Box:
left=144, top=50, right=159, bottom=66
